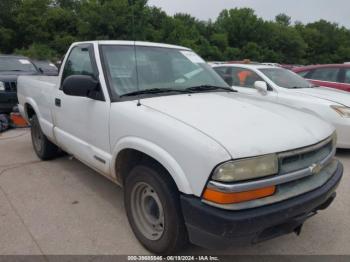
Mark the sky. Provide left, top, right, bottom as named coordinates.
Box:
left=147, top=0, right=350, bottom=28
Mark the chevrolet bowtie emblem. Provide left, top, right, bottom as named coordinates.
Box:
left=310, top=163, right=323, bottom=175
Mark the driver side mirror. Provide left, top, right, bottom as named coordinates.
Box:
left=254, top=81, right=268, bottom=95
left=62, top=75, right=103, bottom=100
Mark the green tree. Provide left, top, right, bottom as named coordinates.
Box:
left=15, top=43, right=57, bottom=60
left=275, top=13, right=291, bottom=26
left=215, top=8, right=265, bottom=48
left=77, top=0, right=131, bottom=40
left=0, top=1, right=350, bottom=64
left=0, top=0, right=21, bottom=53
left=296, top=20, right=350, bottom=63
left=15, top=0, right=51, bottom=47
left=241, top=42, right=262, bottom=61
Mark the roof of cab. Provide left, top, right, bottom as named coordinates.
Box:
left=293, top=64, right=350, bottom=72
left=71, top=40, right=191, bottom=51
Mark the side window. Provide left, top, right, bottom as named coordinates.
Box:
left=213, top=67, right=233, bottom=85
left=296, top=71, right=310, bottom=77
left=62, top=46, right=95, bottom=83
left=344, top=69, right=350, bottom=84
left=213, top=67, right=229, bottom=77
left=232, top=68, right=263, bottom=88
left=309, top=68, right=340, bottom=82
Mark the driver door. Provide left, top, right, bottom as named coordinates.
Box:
left=53, top=44, right=111, bottom=175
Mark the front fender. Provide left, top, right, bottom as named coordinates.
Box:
left=112, top=136, right=193, bottom=195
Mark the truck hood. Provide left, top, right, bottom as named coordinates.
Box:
left=0, top=75, right=18, bottom=82
left=0, top=71, right=38, bottom=77
left=293, top=87, right=350, bottom=107
left=141, top=92, right=334, bottom=159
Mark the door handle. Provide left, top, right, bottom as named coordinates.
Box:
left=55, top=98, right=61, bottom=107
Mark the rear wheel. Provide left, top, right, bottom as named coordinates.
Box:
left=31, top=114, right=59, bottom=160
left=124, top=162, right=188, bottom=254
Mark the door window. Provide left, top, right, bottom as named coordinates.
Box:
left=213, top=67, right=235, bottom=86
left=62, top=46, right=95, bottom=83
left=231, top=68, right=263, bottom=88
left=309, top=68, right=340, bottom=82
left=296, top=71, right=310, bottom=77
left=213, top=66, right=229, bottom=77
left=344, top=69, right=350, bottom=84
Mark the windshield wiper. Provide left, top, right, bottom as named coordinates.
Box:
left=120, top=88, right=190, bottom=97
left=185, top=85, right=237, bottom=93
left=120, top=85, right=236, bottom=97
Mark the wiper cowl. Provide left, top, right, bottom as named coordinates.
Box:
left=185, top=85, right=236, bottom=93
left=120, top=88, right=189, bottom=97
left=119, top=85, right=236, bottom=98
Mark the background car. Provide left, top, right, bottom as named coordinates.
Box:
left=261, top=62, right=281, bottom=67
left=213, top=63, right=350, bottom=148
left=32, top=60, right=59, bottom=76
left=0, top=55, right=39, bottom=113
left=293, top=64, right=350, bottom=92
left=280, top=64, right=302, bottom=70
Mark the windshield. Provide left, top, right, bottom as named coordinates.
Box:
left=101, top=45, right=229, bottom=98
left=260, top=68, right=312, bottom=89
left=0, top=57, right=37, bottom=72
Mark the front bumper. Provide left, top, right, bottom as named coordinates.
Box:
left=0, top=92, right=18, bottom=113
left=181, top=161, right=343, bottom=249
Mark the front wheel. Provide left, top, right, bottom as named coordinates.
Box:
left=31, top=115, right=59, bottom=160
left=124, top=163, right=188, bottom=254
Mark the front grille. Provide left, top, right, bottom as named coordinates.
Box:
left=279, top=137, right=333, bottom=175
left=5, top=81, right=17, bottom=92
left=204, top=135, right=337, bottom=210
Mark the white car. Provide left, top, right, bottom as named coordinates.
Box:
left=261, top=62, right=281, bottom=67
left=17, top=41, right=342, bottom=254
left=213, top=64, right=350, bottom=148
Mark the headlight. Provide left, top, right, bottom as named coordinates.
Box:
left=0, top=81, right=5, bottom=91
left=331, top=105, right=350, bottom=117
left=212, top=154, right=278, bottom=182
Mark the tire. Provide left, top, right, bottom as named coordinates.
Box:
left=30, top=114, right=59, bottom=160
left=124, top=162, right=188, bottom=254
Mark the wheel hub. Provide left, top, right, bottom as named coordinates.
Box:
left=32, top=121, right=42, bottom=152
left=131, top=182, right=165, bottom=240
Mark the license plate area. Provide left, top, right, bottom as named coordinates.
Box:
left=254, top=211, right=317, bottom=243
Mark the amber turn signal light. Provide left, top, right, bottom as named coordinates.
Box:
left=203, top=186, right=276, bottom=204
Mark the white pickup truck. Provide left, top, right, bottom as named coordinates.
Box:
left=18, top=41, right=342, bottom=254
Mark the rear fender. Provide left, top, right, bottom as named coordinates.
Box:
left=23, top=98, right=55, bottom=140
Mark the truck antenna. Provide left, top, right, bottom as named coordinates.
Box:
left=129, top=0, right=141, bottom=107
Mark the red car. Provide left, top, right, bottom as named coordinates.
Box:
left=293, top=64, right=350, bottom=92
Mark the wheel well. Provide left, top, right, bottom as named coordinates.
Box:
left=25, top=103, right=36, bottom=120
left=115, top=149, right=177, bottom=189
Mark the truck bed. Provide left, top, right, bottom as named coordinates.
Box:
left=17, top=75, right=59, bottom=140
